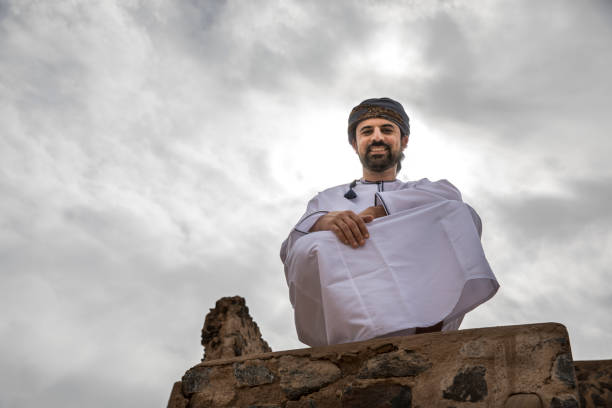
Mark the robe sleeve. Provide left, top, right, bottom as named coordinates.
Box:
left=280, top=194, right=328, bottom=264
left=466, top=204, right=483, bottom=237
left=374, top=179, right=483, bottom=237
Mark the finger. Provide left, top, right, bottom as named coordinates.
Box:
left=350, top=213, right=370, bottom=238
left=330, top=225, right=349, bottom=246
left=336, top=219, right=359, bottom=248
left=346, top=214, right=368, bottom=243
left=343, top=217, right=365, bottom=246
left=361, top=215, right=374, bottom=224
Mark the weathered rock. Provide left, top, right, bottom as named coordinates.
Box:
left=505, top=393, right=542, bottom=408
left=550, top=396, right=580, bottom=408
left=166, top=381, right=188, bottom=408
left=234, top=360, right=275, bottom=387
left=442, top=365, right=488, bottom=402
left=575, top=359, right=612, bottom=408
left=188, top=392, right=212, bottom=407
left=341, top=382, right=412, bottom=408
left=188, top=379, right=236, bottom=407
left=202, top=296, right=271, bottom=361
left=246, top=405, right=282, bottom=408
left=285, top=399, right=318, bottom=408
left=245, top=405, right=282, bottom=408
left=553, top=353, right=576, bottom=388
left=181, top=366, right=211, bottom=396
left=590, top=393, right=607, bottom=406
left=357, top=350, right=430, bottom=379
left=279, top=356, right=341, bottom=400
left=460, top=339, right=494, bottom=358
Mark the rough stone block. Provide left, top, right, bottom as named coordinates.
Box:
left=357, top=350, right=430, bottom=379
left=245, top=405, right=281, bottom=408
left=442, top=365, right=488, bottom=402
left=553, top=353, right=576, bottom=388
left=550, top=395, right=580, bottom=408
left=279, top=355, right=342, bottom=400
left=181, top=366, right=211, bottom=396
left=234, top=360, right=275, bottom=387
left=285, top=399, right=318, bottom=408
left=575, top=359, right=612, bottom=408
left=341, top=381, right=412, bottom=408
left=166, top=381, right=188, bottom=408
left=189, top=387, right=236, bottom=408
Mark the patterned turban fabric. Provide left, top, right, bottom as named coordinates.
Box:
left=347, top=97, right=410, bottom=143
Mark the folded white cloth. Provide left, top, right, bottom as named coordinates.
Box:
left=284, top=197, right=499, bottom=346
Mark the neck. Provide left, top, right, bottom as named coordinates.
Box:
left=362, top=167, right=397, bottom=182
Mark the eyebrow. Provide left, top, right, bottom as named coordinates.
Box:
left=359, top=124, right=396, bottom=133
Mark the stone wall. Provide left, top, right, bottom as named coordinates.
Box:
left=168, top=323, right=582, bottom=407
left=575, top=359, right=612, bottom=407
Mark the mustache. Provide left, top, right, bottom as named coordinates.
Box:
left=366, top=141, right=391, bottom=154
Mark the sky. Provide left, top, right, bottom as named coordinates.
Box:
left=1, top=0, right=611, bottom=407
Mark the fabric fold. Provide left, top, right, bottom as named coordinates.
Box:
left=285, top=199, right=498, bottom=346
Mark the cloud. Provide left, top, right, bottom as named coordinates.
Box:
left=490, top=177, right=612, bottom=243
left=1, top=1, right=611, bottom=407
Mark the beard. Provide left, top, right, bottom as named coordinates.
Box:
left=358, top=141, right=402, bottom=172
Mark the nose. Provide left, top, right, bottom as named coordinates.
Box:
left=372, top=127, right=384, bottom=140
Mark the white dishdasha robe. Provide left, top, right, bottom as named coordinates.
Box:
left=280, top=178, right=499, bottom=347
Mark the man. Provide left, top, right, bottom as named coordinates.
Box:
left=280, top=97, right=498, bottom=347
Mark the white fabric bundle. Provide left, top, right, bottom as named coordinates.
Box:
left=281, top=179, right=499, bottom=347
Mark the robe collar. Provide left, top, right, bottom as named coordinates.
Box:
left=345, top=178, right=402, bottom=199
left=358, top=178, right=401, bottom=184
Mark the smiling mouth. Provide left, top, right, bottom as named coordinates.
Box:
left=368, top=146, right=389, bottom=155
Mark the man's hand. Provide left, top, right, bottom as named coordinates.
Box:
left=309, top=206, right=386, bottom=248
left=310, top=210, right=371, bottom=248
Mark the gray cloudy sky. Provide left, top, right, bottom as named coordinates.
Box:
left=1, top=0, right=611, bottom=407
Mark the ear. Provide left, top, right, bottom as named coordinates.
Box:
left=351, top=139, right=358, bottom=153
left=401, top=135, right=408, bottom=150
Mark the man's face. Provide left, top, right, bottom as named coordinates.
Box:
left=352, top=117, right=408, bottom=173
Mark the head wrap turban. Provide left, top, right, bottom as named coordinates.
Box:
left=347, top=97, right=410, bottom=143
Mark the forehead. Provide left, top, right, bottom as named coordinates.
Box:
left=356, top=117, right=398, bottom=131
